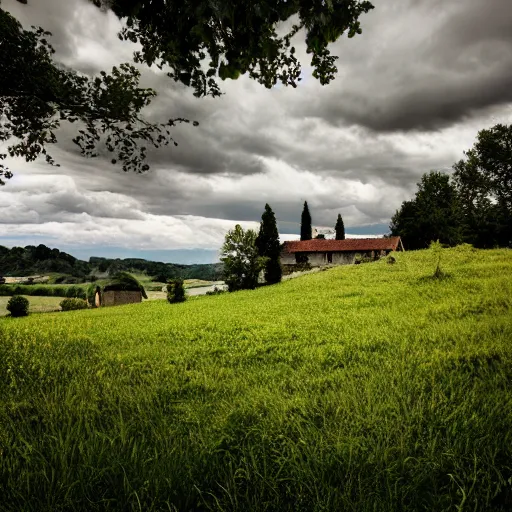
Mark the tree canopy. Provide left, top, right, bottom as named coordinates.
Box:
left=390, top=171, right=461, bottom=250
left=0, top=7, right=196, bottom=185
left=453, top=124, right=511, bottom=247
left=93, top=0, right=374, bottom=97
left=1, top=0, right=374, bottom=184
left=220, top=224, right=265, bottom=292
left=391, top=125, right=512, bottom=250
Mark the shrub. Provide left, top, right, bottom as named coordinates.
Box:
left=454, top=243, right=476, bottom=252
left=60, top=298, right=89, bottom=311
left=6, top=295, right=29, bottom=317
left=281, top=263, right=312, bottom=276
left=65, top=286, right=86, bottom=299
left=354, top=253, right=372, bottom=265
left=167, top=279, right=186, bottom=303
left=205, top=286, right=227, bottom=296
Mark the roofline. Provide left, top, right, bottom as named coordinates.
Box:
left=282, top=237, right=401, bottom=253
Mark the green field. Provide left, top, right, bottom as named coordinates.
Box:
left=1, top=246, right=511, bottom=511
left=0, top=295, right=63, bottom=316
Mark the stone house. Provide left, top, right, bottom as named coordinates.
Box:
left=102, top=290, right=143, bottom=307
left=281, top=237, right=403, bottom=267
left=96, top=272, right=147, bottom=307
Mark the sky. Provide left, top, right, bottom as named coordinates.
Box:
left=1, top=0, right=512, bottom=264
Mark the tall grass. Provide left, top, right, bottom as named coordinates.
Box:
left=0, top=246, right=511, bottom=511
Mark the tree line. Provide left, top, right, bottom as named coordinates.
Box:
left=391, top=124, right=511, bottom=250
left=0, top=244, right=223, bottom=281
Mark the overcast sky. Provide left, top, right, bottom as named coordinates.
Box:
left=1, top=0, right=512, bottom=263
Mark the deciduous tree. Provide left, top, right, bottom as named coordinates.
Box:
left=453, top=124, right=512, bottom=247
left=220, top=224, right=265, bottom=292
left=0, top=8, right=193, bottom=185
left=390, top=172, right=461, bottom=250
left=92, top=0, right=374, bottom=97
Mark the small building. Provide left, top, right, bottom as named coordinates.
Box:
left=102, top=289, right=143, bottom=307
left=94, top=272, right=148, bottom=307
left=281, top=237, right=403, bottom=267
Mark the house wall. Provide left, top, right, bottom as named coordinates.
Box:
left=281, top=252, right=296, bottom=265
left=103, top=290, right=142, bottom=307
left=307, top=252, right=356, bottom=266
left=332, top=252, right=356, bottom=265
left=306, top=252, right=328, bottom=266
left=280, top=250, right=391, bottom=267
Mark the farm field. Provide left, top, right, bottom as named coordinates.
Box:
left=1, top=246, right=512, bottom=511
left=0, top=295, right=63, bottom=316
left=0, top=278, right=225, bottom=312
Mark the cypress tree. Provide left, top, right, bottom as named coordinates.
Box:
left=256, top=204, right=282, bottom=284
left=335, top=214, right=346, bottom=240
left=300, top=201, right=312, bottom=241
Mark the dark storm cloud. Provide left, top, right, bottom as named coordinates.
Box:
left=3, top=0, right=512, bottom=254
left=291, top=0, right=512, bottom=132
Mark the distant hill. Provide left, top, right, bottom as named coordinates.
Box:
left=0, top=244, right=223, bottom=281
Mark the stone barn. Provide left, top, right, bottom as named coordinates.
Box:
left=98, top=272, right=147, bottom=307
left=102, top=289, right=143, bottom=306
left=281, top=237, right=403, bottom=267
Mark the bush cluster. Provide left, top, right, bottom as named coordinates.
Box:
left=60, top=298, right=89, bottom=311
left=6, top=295, right=29, bottom=317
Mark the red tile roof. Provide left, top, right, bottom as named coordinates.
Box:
left=282, top=237, right=401, bottom=253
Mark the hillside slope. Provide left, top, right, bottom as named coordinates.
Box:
left=1, top=246, right=512, bottom=511
left=0, top=244, right=223, bottom=281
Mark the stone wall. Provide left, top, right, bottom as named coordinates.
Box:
left=103, top=290, right=142, bottom=307
left=332, top=252, right=357, bottom=265
left=281, top=251, right=382, bottom=267
left=281, top=252, right=296, bottom=265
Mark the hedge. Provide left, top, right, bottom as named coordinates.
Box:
left=0, top=284, right=86, bottom=299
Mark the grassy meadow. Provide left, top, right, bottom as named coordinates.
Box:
left=0, top=295, right=63, bottom=316
left=0, top=246, right=511, bottom=511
